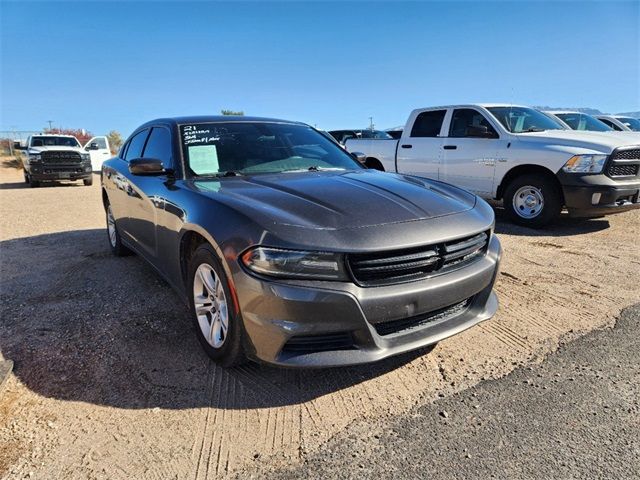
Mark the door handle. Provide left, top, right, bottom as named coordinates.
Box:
left=401, top=144, right=412, bottom=149
left=443, top=145, right=457, bottom=150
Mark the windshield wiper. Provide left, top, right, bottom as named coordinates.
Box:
left=197, top=170, right=242, bottom=178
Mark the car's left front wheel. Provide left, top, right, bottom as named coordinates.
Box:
left=188, top=244, right=245, bottom=367
left=106, top=204, right=132, bottom=256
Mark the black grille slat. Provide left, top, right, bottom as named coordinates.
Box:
left=374, top=298, right=472, bottom=336
left=42, top=151, right=82, bottom=164
left=348, top=232, right=489, bottom=286
left=354, top=249, right=438, bottom=267
left=282, top=332, right=354, bottom=353
left=608, top=164, right=639, bottom=177
left=443, top=233, right=487, bottom=253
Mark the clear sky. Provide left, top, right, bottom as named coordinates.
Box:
left=1, top=0, right=639, bottom=137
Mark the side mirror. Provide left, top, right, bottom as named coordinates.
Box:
left=351, top=151, right=367, bottom=164
left=129, top=157, right=165, bottom=175
left=13, top=142, right=25, bottom=150
left=86, top=143, right=99, bottom=151
left=466, top=125, right=497, bottom=139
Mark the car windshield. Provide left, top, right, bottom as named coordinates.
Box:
left=487, top=107, right=563, bottom=133
left=616, top=117, right=640, bottom=131
left=180, top=122, right=362, bottom=176
left=359, top=130, right=393, bottom=139
left=30, top=136, right=80, bottom=147
left=555, top=113, right=612, bottom=132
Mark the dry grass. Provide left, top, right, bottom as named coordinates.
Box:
left=0, top=155, right=22, bottom=170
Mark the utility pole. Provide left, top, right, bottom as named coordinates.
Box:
left=47, top=120, right=53, bottom=130
left=368, top=117, right=374, bottom=131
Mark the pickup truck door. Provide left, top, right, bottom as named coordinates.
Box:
left=441, top=108, right=502, bottom=196
left=84, top=136, right=111, bottom=171
left=396, top=109, right=447, bottom=180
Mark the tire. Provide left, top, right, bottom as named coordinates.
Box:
left=29, top=177, right=40, bottom=188
left=83, top=176, right=93, bottom=186
left=106, top=204, right=132, bottom=256
left=504, top=173, right=562, bottom=228
left=188, top=244, right=245, bottom=367
left=24, top=172, right=29, bottom=184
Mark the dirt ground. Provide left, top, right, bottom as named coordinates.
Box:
left=0, top=163, right=638, bottom=479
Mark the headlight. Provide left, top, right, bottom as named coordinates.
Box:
left=241, top=247, right=349, bottom=280
left=81, top=153, right=90, bottom=161
left=28, top=153, right=41, bottom=162
left=562, top=154, right=607, bottom=173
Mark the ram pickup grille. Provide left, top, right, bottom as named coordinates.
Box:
left=608, top=164, right=639, bottom=177
left=607, top=148, right=640, bottom=179
left=348, top=231, right=489, bottom=286
left=610, top=148, right=640, bottom=161
left=374, top=297, right=472, bottom=336
left=41, top=151, right=82, bottom=164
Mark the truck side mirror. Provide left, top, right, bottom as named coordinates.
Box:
left=466, top=125, right=498, bottom=139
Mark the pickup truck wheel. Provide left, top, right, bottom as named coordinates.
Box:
left=83, top=176, right=93, bottom=186
left=188, top=245, right=246, bottom=367
left=504, top=174, right=561, bottom=228
left=106, top=204, right=132, bottom=256
left=24, top=172, right=29, bottom=184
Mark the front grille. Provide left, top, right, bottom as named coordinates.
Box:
left=282, top=332, right=354, bottom=354
left=374, top=297, right=472, bottom=336
left=611, top=148, right=640, bottom=161
left=41, top=151, right=82, bottom=164
left=608, top=164, right=639, bottom=177
left=348, top=231, right=489, bottom=286
left=607, top=148, right=640, bottom=179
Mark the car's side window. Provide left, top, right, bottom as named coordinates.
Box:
left=410, top=110, right=446, bottom=137
left=600, top=119, right=620, bottom=131
left=142, top=127, right=173, bottom=170
left=124, top=129, right=150, bottom=161
left=449, top=109, right=498, bottom=138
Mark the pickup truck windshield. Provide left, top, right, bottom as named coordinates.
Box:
left=554, top=113, right=612, bottom=132
left=30, top=136, right=80, bottom=147
left=487, top=107, right=563, bottom=133
left=180, top=122, right=362, bottom=176
left=616, top=117, right=640, bottom=131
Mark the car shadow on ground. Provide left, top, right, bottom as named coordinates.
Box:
left=492, top=204, right=610, bottom=237
left=0, top=180, right=86, bottom=190
left=0, top=229, right=429, bottom=411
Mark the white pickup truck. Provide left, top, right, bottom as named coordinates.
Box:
left=345, top=104, right=640, bottom=227
left=16, top=134, right=111, bottom=187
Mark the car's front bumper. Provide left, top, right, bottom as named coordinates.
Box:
left=28, top=163, right=93, bottom=181
left=234, top=234, right=502, bottom=367
left=557, top=171, right=640, bottom=217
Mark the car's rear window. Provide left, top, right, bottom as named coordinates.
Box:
left=180, top=122, right=361, bottom=177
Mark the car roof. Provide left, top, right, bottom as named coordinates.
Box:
left=544, top=110, right=589, bottom=115
left=32, top=134, right=77, bottom=138
left=413, top=104, right=530, bottom=111
left=137, top=116, right=307, bottom=130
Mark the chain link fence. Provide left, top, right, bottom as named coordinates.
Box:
left=0, top=130, right=41, bottom=156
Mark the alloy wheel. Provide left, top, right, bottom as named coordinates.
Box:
left=193, top=264, right=229, bottom=349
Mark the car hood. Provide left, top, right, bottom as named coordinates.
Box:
left=514, top=130, right=639, bottom=153
left=28, top=145, right=84, bottom=153
left=190, top=170, right=476, bottom=230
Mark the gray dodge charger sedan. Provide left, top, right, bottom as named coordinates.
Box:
left=101, top=116, right=501, bottom=367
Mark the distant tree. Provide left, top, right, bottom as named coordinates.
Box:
left=106, top=130, right=123, bottom=154
left=44, top=127, right=93, bottom=145
left=221, top=109, right=244, bottom=116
